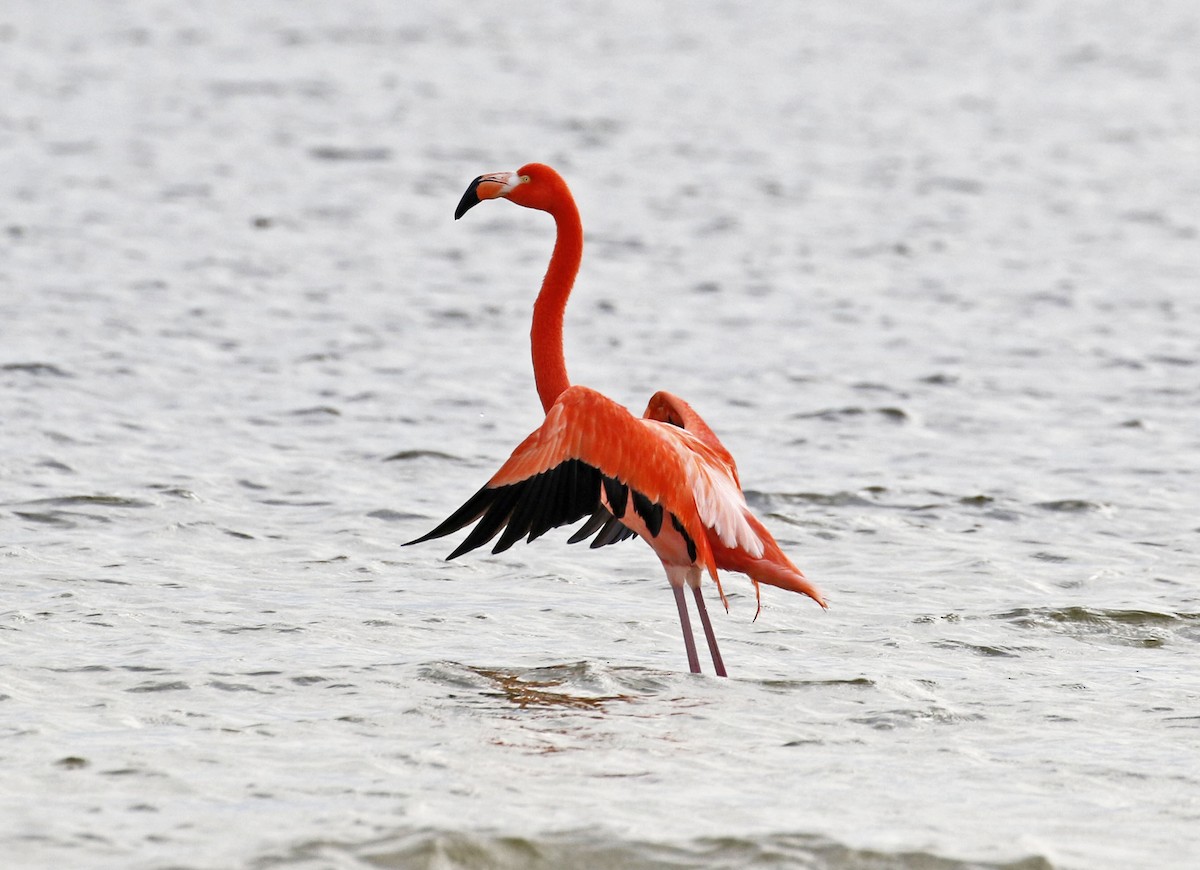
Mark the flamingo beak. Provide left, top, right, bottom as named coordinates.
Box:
left=454, top=171, right=520, bottom=220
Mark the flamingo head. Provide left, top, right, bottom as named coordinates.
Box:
left=454, top=163, right=565, bottom=219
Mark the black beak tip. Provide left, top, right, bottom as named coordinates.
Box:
left=454, top=177, right=484, bottom=220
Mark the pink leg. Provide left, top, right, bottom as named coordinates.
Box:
left=672, top=585, right=701, bottom=674
left=692, top=586, right=728, bottom=677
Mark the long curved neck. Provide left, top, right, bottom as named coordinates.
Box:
left=531, top=194, right=582, bottom=412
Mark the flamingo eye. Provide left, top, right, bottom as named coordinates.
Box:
left=520, top=175, right=531, bottom=184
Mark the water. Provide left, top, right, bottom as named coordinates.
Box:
left=3, top=1, right=1199, bottom=868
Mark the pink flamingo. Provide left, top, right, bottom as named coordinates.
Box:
left=408, top=164, right=826, bottom=675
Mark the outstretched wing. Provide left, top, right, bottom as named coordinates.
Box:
left=405, top=456, right=606, bottom=559
left=406, top=385, right=764, bottom=579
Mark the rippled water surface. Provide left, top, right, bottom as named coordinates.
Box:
left=3, top=2, right=1199, bottom=868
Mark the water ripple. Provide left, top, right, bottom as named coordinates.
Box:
left=273, top=828, right=1056, bottom=870
left=997, top=607, right=1200, bottom=648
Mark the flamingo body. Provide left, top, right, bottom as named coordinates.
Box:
left=407, top=163, right=825, bottom=675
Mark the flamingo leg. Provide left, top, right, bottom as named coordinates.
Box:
left=672, top=585, right=702, bottom=674
left=692, top=586, right=728, bottom=677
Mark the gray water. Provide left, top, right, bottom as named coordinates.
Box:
left=3, top=1, right=1199, bottom=868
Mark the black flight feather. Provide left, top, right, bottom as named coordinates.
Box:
left=406, top=459, right=606, bottom=560
left=631, top=489, right=664, bottom=537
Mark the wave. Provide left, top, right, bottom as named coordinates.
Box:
left=264, top=828, right=1056, bottom=870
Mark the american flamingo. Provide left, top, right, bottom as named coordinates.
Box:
left=407, top=163, right=826, bottom=675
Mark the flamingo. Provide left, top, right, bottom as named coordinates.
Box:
left=406, top=163, right=826, bottom=675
